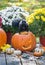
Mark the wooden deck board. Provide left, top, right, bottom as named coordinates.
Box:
left=0, top=54, right=6, bottom=65
left=21, top=58, right=36, bottom=65
left=6, top=54, right=21, bottom=65
left=0, top=53, right=45, bottom=65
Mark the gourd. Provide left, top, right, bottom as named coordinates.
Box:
left=34, top=47, right=44, bottom=57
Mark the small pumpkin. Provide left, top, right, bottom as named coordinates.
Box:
left=34, top=52, right=42, bottom=57
left=0, top=28, right=7, bottom=48
left=11, top=31, right=36, bottom=51
left=34, top=48, right=44, bottom=57
left=6, top=48, right=15, bottom=55
left=14, top=50, right=22, bottom=56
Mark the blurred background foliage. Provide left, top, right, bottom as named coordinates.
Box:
left=0, top=0, right=45, bottom=13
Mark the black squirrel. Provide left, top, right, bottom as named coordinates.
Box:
left=12, top=18, right=29, bottom=32
left=19, top=19, right=29, bottom=32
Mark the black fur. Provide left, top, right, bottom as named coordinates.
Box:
left=19, top=20, right=29, bottom=32
left=12, top=18, right=29, bottom=32
left=12, top=18, right=21, bottom=27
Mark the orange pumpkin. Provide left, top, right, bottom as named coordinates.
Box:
left=41, top=46, right=45, bottom=51
left=34, top=52, right=42, bottom=57
left=11, top=31, right=36, bottom=51
left=0, top=28, right=7, bottom=48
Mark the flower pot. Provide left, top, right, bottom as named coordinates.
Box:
left=40, top=36, right=45, bottom=46
left=0, top=17, right=2, bottom=27
left=6, top=32, right=12, bottom=44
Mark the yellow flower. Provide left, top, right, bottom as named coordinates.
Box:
left=1, top=44, right=11, bottom=52
left=34, top=8, right=45, bottom=15
left=6, top=44, right=11, bottom=48
left=41, top=8, right=45, bottom=15
left=26, top=8, right=45, bottom=24
left=26, top=15, right=34, bottom=24
left=36, top=16, right=40, bottom=20
left=1, top=46, right=6, bottom=52
left=41, top=16, right=45, bottom=22
left=28, top=19, right=33, bottom=24
left=34, top=9, right=41, bottom=14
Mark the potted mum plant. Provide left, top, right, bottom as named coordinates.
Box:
left=2, top=18, right=13, bottom=44
left=26, top=8, right=45, bottom=46
left=1, top=6, right=29, bottom=44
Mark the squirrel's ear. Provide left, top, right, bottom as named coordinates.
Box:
left=19, top=19, right=26, bottom=26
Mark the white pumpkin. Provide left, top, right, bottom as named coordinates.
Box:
left=14, top=50, right=22, bottom=56
left=35, top=48, right=44, bottom=54
left=6, top=48, right=15, bottom=54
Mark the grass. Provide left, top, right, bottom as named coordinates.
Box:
left=0, top=1, right=45, bottom=11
